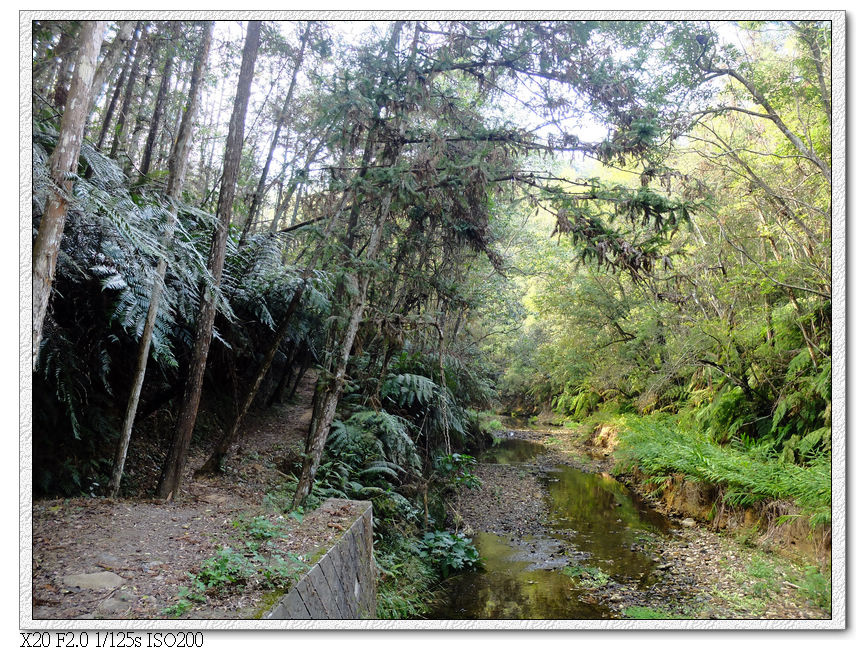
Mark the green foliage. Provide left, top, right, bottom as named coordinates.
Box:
left=196, top=546, right=255, bottom=591
left=415, top=530, right=481, bottom=578
left=436, top=453, right=482, bottom=490
left=161, top=597, right=194, bottom=618
left=372, top=491, right=423, bottom=531
left=562, top=563, right=612, bottom=588
left=375, top=534, right=439, bottom=619
left=233, top=516, right=282, bottom=540
left=166, top=523, right=306, bottom=616
left=346, top=411, right=422, bottom=476
left=382, top=373, right=439, bottom=409
left=32, top=128, right=329, bottom=497
left=33, top=36, right=831, bottom=632
left=616, top=415, right=830, bottom=527
left=552, top=387, right=602, bottom=419
left=797, top=565, right=831, bottom=610
left=693, top=387, right=751, bottom=444
left=257, top=554, right=305, bottom=589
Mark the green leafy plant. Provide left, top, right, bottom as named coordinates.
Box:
left=436, top=453, right=482, bottom=490
left=161, top=598, right=193, bottom=618
left=415, top=530, right=481, bottom=577
left=375, top=534, right=439, bottom=619
left=795, top=565, right=830, bottom=609
left=258, top=554, right=305, bottom=589
left=233, top=515, right=283, bottom=540
left=196, top=546, right=254, bottom=591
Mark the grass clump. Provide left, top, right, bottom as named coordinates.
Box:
left=562, top=563, right=612, bottom=588
left=796, top=565, right=831, bottom=609
left=615, top=415, right=830, bottom=527
left=622, top=605, right=689, bottom=619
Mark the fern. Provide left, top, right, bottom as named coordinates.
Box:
left=381, top=373, right=438, bottom=409
left=347, top=411, right=421, bottom=475
left=617, top=415, right=831, bottom=525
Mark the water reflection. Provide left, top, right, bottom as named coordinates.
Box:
left=543, top=465, right=668, bottom=581
left=431, top=437, right=669, bottom=619
left=431, top=532, right=610, bottom=619
left=482, top=437, right=546, bottom=464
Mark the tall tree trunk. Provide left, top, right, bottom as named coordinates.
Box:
left=268, top=137, right=326, bottom=233
left=32, top=21, right=107, bottom=371
left=124, top=35, right=159, bottom=174
left=87, top=21, right=135, bottom=130
left=157, top=74, right=189, bottom=172
left=197, top=284, right=306, bottom=473
left=96, top=23, right=141, bottom=150
left=292, top=21, right=409, bottom=507
left=110, top=25, right=150, bottom=159
left=240, top=22, right=311, bottom=245
left=197, top=144, right=355, bottom=475
left=33, top=22, right=71, bottom=99
left=139, top=25, right=177, bottom=177
left=51, top=25, right=81, bottom=112
left=292, top=195, right=393, bottom=508
left=200, top=70, right=227, bottom=208
left=156, top=21, right=261, bottom=501
left=197, top=151, right=354, bottom=474
left=108, top=22, right=214, bottom=498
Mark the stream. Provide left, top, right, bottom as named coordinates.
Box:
left=430, top=436, right=673, bottom=619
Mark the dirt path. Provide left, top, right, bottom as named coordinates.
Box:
left=455, top=428, right=830, bottom=620
left=30, top=375, right=351, bottom=621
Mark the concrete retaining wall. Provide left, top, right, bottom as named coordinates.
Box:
left=264, top=499, right=376, bottom=619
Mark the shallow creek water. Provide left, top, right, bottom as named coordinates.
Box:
left=430, top=436, right=671, bottom=619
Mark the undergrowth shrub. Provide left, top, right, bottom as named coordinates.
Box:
left=415, top=530, right=481, bottom=578
left=375, top=534, right=439, bottom=619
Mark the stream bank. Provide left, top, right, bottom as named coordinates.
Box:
left=436, top=428, right=829, bottom=620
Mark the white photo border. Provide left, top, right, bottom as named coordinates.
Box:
left=19, top=8, right=847, bottom=631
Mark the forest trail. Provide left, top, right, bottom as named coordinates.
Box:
left=439, top=428, right=829, bottom=620
left=30, top=375, right=350, bottom=620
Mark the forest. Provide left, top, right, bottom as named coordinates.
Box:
left=30, top=18, right=834, bottom=622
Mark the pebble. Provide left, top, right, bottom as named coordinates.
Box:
left=62, top=571, right=125, bottom=590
